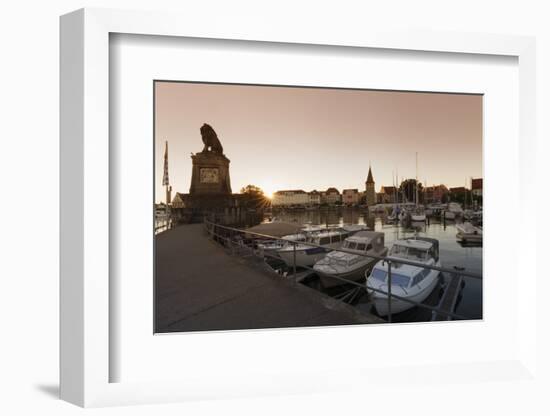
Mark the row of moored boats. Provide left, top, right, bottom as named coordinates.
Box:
left=256, top=224, right=442, bottom=316
left=387, top=202, right=482, bottom=223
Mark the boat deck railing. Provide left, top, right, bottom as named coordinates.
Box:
left=203, top=219, right=482, bottom=323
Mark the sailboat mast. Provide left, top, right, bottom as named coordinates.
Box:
left=470, top=176, right=474, bottom=209
left=396, top=168, right=399, bottom=204
left=464, top=178, right=468, bottom=209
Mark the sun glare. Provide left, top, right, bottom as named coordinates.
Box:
left=255, top=179, right=277, bottom=200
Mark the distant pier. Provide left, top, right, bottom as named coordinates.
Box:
left=155, top=224, right=382, bottom=332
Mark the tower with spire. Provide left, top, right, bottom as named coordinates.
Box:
left=365, top=165, right=376, bottom=207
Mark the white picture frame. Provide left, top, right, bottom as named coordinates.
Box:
left=60, top=8, right=538, bottom=408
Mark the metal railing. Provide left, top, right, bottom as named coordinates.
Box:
left=155, top=215, right=173, bottom=234
left=203, top=220, right=482, bottom=322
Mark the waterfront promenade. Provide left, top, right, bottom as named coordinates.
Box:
left=155, top=224, right=381, bottom=332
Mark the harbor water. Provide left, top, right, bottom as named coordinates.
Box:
left=266, top=207, right=482, bottom=321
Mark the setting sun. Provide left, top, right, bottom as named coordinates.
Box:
left=255, top=178, right=278, bottom=200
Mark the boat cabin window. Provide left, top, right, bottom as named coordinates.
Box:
left=331, top=234, right=341, bottom=243
left=390, top=245, right=407, bottom=256
left=410, top=248, right=427, bottom=260
left=345, top=241, right=357, bottom=250
left=319, top=236, right=331, bottom=245
left=356, top=243, right=366, bottom=251
left=390, top=244, right=428, bottom=260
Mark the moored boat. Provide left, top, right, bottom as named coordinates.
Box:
left=456, top=222, right=482, bottom=243
left=314, top=231, right=388, bottom=288
left=366, top=237, right=441, bottom=316
left=411, top=206, right=426, bottom=222
left=256, top=233, right=306, bottom=258
left=341, top=224, right=370, bottom=233
left=443, top=202, right=463, bottom=220
left=277, top=228, right=353, bottom=268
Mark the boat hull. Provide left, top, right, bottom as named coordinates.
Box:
left=278, top=246, right=332, bottom=268
left=317, top=258, right=377, bottom=289
left=369, top=269, right=440, bottom=316
left=456, top=232, right=482, bottom=243
left=411, top=215, right=426, bottom=222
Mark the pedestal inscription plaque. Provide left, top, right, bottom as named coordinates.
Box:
left=190, top=152, right=232, bottom=195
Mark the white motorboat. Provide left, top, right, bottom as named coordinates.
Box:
left=449, top=202, right=463, bottom=215
left=301, top=223, right=326, bottom=234
left=314, top=231, right=388, bottom=288
left=443, top=202, right=463, bottom=220
left=277, top=228, right=353, bottom=268
left=426, top=203, right=443, bottom=217
left=366, top=237, right=441, bottom=316
left=341, top=224, right=370, bottom=233
left=256, top=233, right=306, bottom=258
left=456, top=222, right=482, bottom=243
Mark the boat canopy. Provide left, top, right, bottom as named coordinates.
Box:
left=346, top=231, right=385, bottom=253
left=389, top=237, right=439, bottom=262
left=410, top=237, right=439, bottom=261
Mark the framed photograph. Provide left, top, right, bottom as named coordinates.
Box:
left=153, top=80, right=483, bottom=334
left=60, top=8, right=538, bottom=408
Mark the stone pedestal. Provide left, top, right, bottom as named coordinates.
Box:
left=189, top=151, right=232, bottom=195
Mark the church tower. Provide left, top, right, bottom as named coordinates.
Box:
left=365, top=165, right=376, bottom=207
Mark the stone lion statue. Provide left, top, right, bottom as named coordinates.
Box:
left=200, top=123, right=224, bottom=154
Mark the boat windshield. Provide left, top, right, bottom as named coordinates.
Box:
left=371, top=268, right=387, bottom=281
left=390, top=244, right=428, bottom=261
left=370, top=269, right=411, bottom=287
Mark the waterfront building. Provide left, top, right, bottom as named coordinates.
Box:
left=324, top=187, right=342, bottom=205
left=365, top=166, right=376, bottom=207
left=308, top=190, right=321, bottom=206
left=449, top=186, right=468, bottom=204
left=272, top=189, right=309, bottom=207
left=172, top=192, right=187, bottom=208
left=378, top=186, right=397, bottom=204
left=423, top=184, right=449, bottom=204
left=450, top=186, right=467, bottom=195
left=472, top=178, right=483, bottom=197
left=342, top=189, right=359, bottom=206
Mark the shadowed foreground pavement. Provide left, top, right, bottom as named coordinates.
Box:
left=155, top=224, right=380, bottom=332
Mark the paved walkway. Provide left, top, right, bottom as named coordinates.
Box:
left=155, top=224, right=380, bottom=332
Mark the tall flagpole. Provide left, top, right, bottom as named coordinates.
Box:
left=162, top=141, right=171, bottom=206
left=415, top=152, right=418, bottom=206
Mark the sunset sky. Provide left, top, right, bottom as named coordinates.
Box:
left=154, top=81, right=482, bottom=203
